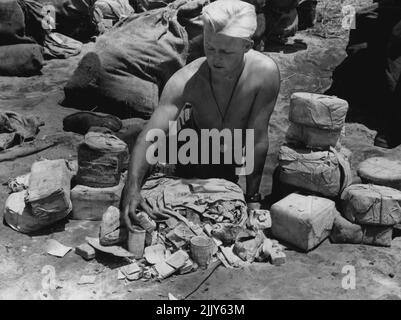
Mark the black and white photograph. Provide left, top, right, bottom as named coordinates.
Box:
left=0, top=0, right=401, bottom=304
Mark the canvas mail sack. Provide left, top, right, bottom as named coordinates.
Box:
left=0, top=44, right=44, bottom=76
left=64, top=1, right=190, bottom=119
left=64, top=0, right=208, bottom=118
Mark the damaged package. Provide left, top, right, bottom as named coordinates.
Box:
left=286, top=92, right=348, bottom=148
left=330, top=213, right=393, bottom=247
left=141, top=176, right=248, bottom=225
left=71, top=173, right=126, bottom=221
left=341, top=184, right=401, bottom=226
left=77, top=132, right=129, bottom=188
left=289, top=92, right=348, bottom=130
left=27, top=159, right=72, bottom=219
left=99, top=206, right=127, bottom=246
left=278, top=145, right=352, bottom=198
left=4, top=190, right=67, bottom=233
left=286, top=122, right=344, bottom=149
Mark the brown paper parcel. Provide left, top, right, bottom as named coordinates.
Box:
left=271, top=193, right=336, bottom=252
left=278, top=145, right=352, bottom=198
left=341, top=184, right=401, bottom=226
left=27, top=159, right=72, bottom=219
left=289, top=92, right=348, bottom=130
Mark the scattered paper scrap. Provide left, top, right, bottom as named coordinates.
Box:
left=165, top=217, right=179, bottom=229
left=117, top=270, right=126, bottom=280
left=122, top=263, right=141, bottom=275
left=220, top=246, right=243, bottom=268
left=165, top=250, right=189, bottom=270
left=117, top=262, right=143, bottom=281
left=216, top=251, right=232, bottom=269
left=168, top=293, right=178, bottom=300
left=179, top=259, right=195, bottom=274
left=46, top=239, right=72, bottom=257
left=144, top=244, right=166, bottom=265
left=154, top=261, right=176, bottom=279
left=126, top=271, right=143, bottom=281
left=86, top=237, right=134, bottom=258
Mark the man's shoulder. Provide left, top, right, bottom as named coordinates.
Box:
left=246, top=50, right=279, bottom=76
left=245, top=50, right=280, bottom=92
left=176, top=57, right=207, bottom=78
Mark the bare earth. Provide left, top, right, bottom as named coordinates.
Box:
left=2, top=1, right=401, bottom=300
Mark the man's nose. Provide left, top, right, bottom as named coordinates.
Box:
left=212, top=52, right=223, bottom=63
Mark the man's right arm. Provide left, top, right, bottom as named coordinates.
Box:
left=121, top=71, right=187, bottom=231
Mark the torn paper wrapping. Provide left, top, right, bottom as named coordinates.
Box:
left=278, top=145, right=352, bottom=198
left=285, top=122, right=342, bottom=149
left=71, top=173, right=126, bottom=221
left=7, top=173, right=30, bottom=193
left=330, top=213, right=393, bottom=247
left=77, top=132, right=128, bottom=188
left=46, top=239, right=72, bottom=257
left=99, top=206, right=127, bottom=246
left=341, top=184, right=401, bottom=226
left=289, top=92, right=348, bottom=130
left=4, top=190, right=69, bottom=234
left=140, top=176, right=247, bottom=225
left=86, top=237, right=134, bottom=258
left=27, top=159, right=72, bottom=219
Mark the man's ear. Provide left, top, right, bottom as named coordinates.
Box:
left=244, top=39, right=253, bottom=52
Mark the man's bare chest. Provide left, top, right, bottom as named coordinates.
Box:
left=185, top=82, right=256, bottom=130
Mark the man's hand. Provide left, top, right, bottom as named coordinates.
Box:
left=121, top=185, right=150, bottom=232
left=121, top=183, right=169, bottom=232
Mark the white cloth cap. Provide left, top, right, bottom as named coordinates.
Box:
left=202, top=0, right=257, bottom=39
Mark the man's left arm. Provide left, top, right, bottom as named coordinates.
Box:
left=245, top=61, right=280, bottom=208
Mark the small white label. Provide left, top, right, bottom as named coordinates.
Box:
left=102, top=19, right=113, bottom=28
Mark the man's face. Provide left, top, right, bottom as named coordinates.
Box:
left=204, top=24, right=250, bottom=76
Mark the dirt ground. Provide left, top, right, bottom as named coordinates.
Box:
left=2, top=0, right=401, bottom=300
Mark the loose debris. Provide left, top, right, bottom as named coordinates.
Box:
left=46, top=239, right=72, bottom=258
left=144, top=244, right=166, bottom=265
left=75, top=243, right=97, bottom=260
left=86, top=237, right=134, bottom=258
left=5, top=89, right=401, bottom=298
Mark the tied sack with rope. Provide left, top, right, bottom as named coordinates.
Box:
left=63, top=0, right=193, bottom=119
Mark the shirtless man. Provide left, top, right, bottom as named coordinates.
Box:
left=121, top=0, right=280, bottom=231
